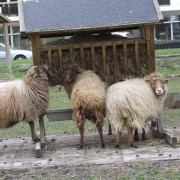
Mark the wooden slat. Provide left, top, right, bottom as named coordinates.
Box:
left=123, top=41, right=128, bottom=75
left=102, top=43, right=106, bottom=76
left=135, top=40, right=139, bottom=75
left=39, top=39, right=147, bottom=52
left=58, top=47, right=63, bottom=77
left=149, top=25, right=155, bottom=71
left=69, top=44, right=73, bottom=62
left=112, top=42, right=117, bottom=81
left=91, top=45, right=95, bottom=71
left=80, top=45, right=84, bottom=68
left=145, top=25, right=154, bottom=72
left=48, top=48, right=52, bottom=67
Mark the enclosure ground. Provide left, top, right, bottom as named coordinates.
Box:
left=0, top=127, right=179, bottom=179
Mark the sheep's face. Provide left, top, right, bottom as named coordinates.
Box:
left=145, top=76, right=168, bottom=96
left=63, top=64, right=82, bottom=83
left=27, top=64, right=49, bottom=83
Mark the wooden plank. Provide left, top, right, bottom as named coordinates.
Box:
left=35, top=142, right=41, bottom=158
left=91, top=45, right=95, bottom=71
left=149, top=25, right=155, bottom=71
left=151, top=127, right=165, bottom=139
left=48, top=48, right=52, bottom=67
left=58, top=47, right=63, bottom=77
left=31, top=35, right=41, bottom=65
left=102, top=43, right=106, bottom=76
left=39, top=116, right=46, bottom=147
left=46, top=109, right=73, bottom=121
left=165, top=132, right=178, bottom=147
left=69, top=44, right=73, bottom=61
left=113, top=42, right=117, bottom=81
left=80, top=45, right=84, bottom=68
left=145, top=25, right=154, bottom=72
left=123, top=41, right=128, bottom=75
left=135, top=40, right=139, bottom=75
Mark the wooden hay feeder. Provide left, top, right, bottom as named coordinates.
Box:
left=19, top=0, right=177, bottom=158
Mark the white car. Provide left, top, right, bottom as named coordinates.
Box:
left=0, top=43, right=32, bottom=60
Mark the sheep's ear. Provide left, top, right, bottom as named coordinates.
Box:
left=144, top=76, right=151, bottom=83
left=164, top=78, right=169, bottom=83
left=77, top=66, right=82, bottom=73
left=41, top=64, right=48, bottom=71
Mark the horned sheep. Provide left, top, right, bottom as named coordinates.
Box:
left=63, top=64, right=106, bottom=149
left=0, top=64, right=49, bottom=142
left=106, top=73, right=168, bottom=148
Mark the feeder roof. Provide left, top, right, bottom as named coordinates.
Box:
left=0, top=13, right=11, bottom=23
left=19, top=0, right=163, bottom=37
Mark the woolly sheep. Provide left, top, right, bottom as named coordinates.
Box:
left=0, top=64, right=49, bottom=142
left=106, top=73, right=168, bottom=148
left=63, top=64, right=106, bottom=149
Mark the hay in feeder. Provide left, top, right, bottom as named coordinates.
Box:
left=40, top=33, right=152, bottom=86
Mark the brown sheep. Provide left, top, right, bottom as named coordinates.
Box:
left=63, top=64, right=106, bottom=149
left=0, top=64, right=49, bottom=142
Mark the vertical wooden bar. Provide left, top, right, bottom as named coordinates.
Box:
left=150, top=25, right=155, bottom=71
left=123, top=41, right=128, bottom=75
left=145, top=25, right=155, bottom=72
left=91, top=44, right=95, bottom=71
left=69, top=44, right=73, bottom=62
left=31, top=34, right=41, bottom=65
left=135, top=40, right=139, bottom=75
left=112, top=42, right=117, bottom=81
left=39, top=116, right=46, bottom=146
left=80, top=45, right=84, bottom=68
left=102, top=43, right=106, bottom=76
left=48, top=48, right=52, bottom=67
left=59, top=47, right=63, bottom=77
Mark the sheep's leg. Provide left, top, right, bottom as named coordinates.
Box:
left=78, top=124, right=84, bottom=149
left=96, top=123, right=105, bottom=148
left=134, top=129, right=139, bottom=141
left=108, top=123, right=112, bottom=135
left=28, top=121, right=40, bottom=142
left=115, top=130, right=122, bottom=148
left=128, top=127, right=137, bottom=148
left=142, top=128, right=147, bottom=141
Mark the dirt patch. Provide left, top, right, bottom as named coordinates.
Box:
left=0, top=126, right=179, bottom=179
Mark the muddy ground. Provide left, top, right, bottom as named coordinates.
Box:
left=0, top=126, right=179, bottom=180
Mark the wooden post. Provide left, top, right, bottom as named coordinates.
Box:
left=31, top=35, right=41, bottom=65
left=3, top=22, right=12, bottom=74
left=145, top=25, right=155, bottom=72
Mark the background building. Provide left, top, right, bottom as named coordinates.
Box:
left=155, top=0, right=180, bottom=48
left=0, top=0, right=180, bottom=49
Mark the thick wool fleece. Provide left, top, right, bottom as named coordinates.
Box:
left=106, top=78, right=167, bottom=133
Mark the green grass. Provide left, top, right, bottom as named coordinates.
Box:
left=155, top=48, right=180, bottom=56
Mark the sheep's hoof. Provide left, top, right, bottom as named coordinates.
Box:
left=130, top=144, right=138, bottom=148
left=115, top=144, right=121, bottom=149
left=134, top=136, right=139, bottom=142
left=142, top=136, right=148, bottom=141
left=101, top=143, right=106, bottom=148
left=32, top=136, right=40, bottom=143
left=77, top=145, right=84, bottom=150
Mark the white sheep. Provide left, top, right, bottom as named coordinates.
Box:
left=106, top=73, right=168, bottom=148
left=63, top=63, right=106, bottom=149
left=0, top=64, right=49, bottom=142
